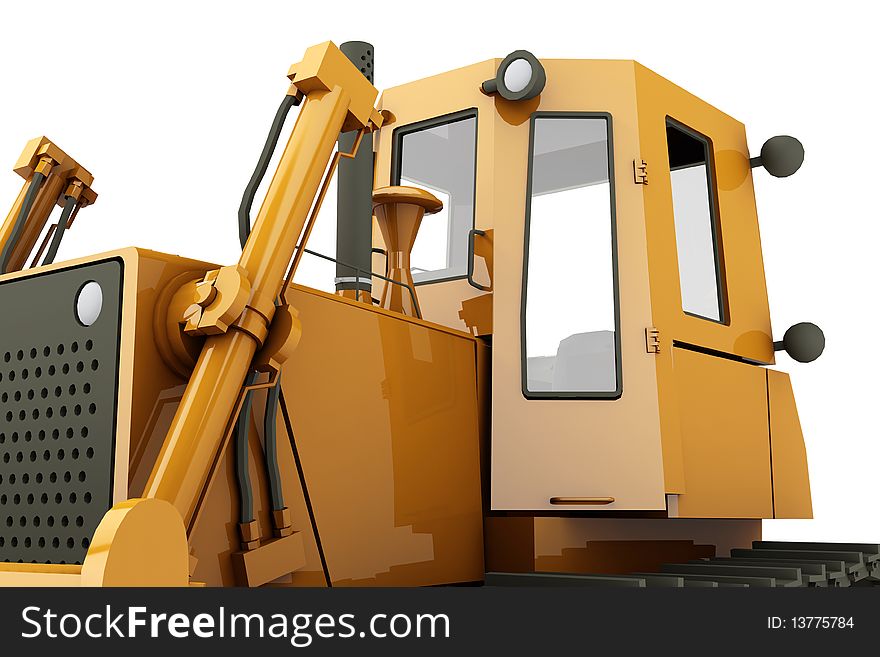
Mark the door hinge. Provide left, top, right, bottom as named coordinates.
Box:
left=645, top=327, right=660, bottom=354
left=633, top=158, right=648, bottom=185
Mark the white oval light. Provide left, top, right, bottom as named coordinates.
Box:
left=503, top=58, right=533, bottom=93
left=76, top=281, right=103, bottom=326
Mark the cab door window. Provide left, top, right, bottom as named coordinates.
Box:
left=666, top=119, right=726, bottom=322
left=522, top=114, right=620, bottom=398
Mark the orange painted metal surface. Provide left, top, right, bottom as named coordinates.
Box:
left=767, top=369, right=813, bottom=519
left=188, top=284, right=485, bottom=586
left=634, top=64, right=774, bottom=365
left=282, top=285, right=484, bottom=586
left=671, top=347, right=773, bottom=518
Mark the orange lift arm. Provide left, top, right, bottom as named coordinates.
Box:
left=0, top=137, right=96, bottom=274
left=143, top=41, right=384, bottom=529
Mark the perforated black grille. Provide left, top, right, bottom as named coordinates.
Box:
left=0, top=259, right=122, bottom=564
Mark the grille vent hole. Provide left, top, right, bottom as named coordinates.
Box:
left=1, top=334, right=107, bottom=565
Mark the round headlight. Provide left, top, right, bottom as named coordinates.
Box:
left=503, top=58, right=534, bottom=94
left=75, top=280, right=103, bottom=327
left=482, top=50, right=546, bottom=101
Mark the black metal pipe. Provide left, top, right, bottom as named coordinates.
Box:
left=0, top=171, right=46, bottom=274
left=41, top=195, right=78, bottom=266
left=335, top=41, right=375, bottom=294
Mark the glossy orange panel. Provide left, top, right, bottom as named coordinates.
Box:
left=635, top=64, right=774, bottom=364
left=671, top=347, right=773, bottom=518
left=277, top=285, right=484, bottom=586
left=767, top=369, right=813, bottom=519
left=634, top=64, right=776, bottom=496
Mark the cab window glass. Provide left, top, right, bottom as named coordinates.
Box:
left=522, top=115, right=620, bottom=397
left=394, top=113, right=477, bottom=284
left=666, top=119, right=725, bottom=322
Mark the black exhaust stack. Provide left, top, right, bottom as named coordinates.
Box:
left=335, top=41, right=375, bottom=299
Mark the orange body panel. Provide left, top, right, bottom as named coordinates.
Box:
left=634, top=64, right=774, bottom=364
left=281, top=286, right=484, bottom=586
left=670, top=347, right=773, bottom=518
left=634, top=65, right=777, bottom=496
left=768, top=370, right=813, bottom=519
left=190, top=284, right=485, bottom=587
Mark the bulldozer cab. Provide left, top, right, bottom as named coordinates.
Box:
left=374, top=55, right=811, bottom=518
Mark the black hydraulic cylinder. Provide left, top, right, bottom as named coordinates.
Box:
left=335, top=41, right=375, bottom=295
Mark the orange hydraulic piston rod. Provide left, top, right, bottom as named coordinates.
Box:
left=145, top=84, right=353, bottom=528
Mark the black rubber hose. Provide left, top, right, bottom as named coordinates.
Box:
left=263, top=380, right=285, bottom=512
left=238, top=93, right=300, bottom=248
left=235, top=372, right=259, bottom=524
left=41, top=195, right=78, bottom=266
left=0, top=171, right=46, bottom=274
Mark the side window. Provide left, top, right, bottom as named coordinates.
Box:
left=522, top=114, right=620, bottom=398
left=666, top=119, right=726, bottom=322
left=392, top=111, right=477, bottom=284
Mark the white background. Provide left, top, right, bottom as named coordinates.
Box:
left=0, top=1, right=876, bottom=542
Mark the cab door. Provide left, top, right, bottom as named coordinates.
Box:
left=490, top=61, right=666, bottom=512
left=633, top=65, right=777, bottom=518
left=635, top=65, right=775, bottom=364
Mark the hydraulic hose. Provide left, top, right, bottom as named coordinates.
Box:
left=41, top=194, right=78, bottom=266
left=263, top=380, right=285, bottom=512
left=234, top=372, right=259, bottom=524
left=238, top=93, right=300, bottom=248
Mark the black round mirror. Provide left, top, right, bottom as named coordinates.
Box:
left=775, top=322, right=825, bottom=363
left=755, top=135, right=804, bottom=178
